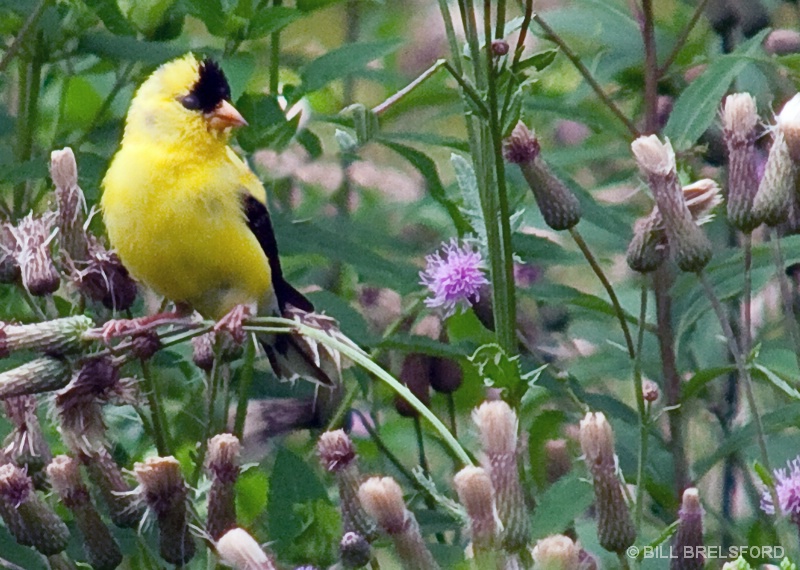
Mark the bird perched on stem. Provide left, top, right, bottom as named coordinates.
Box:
left=101, top=54, right=333, bottom=386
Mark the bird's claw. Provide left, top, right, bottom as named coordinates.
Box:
left=214, top=304, right=252, bottom=344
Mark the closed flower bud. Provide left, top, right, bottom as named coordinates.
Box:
left=722, top=93, right=762, bottom=232
left=134, top=456, right=196, bottom=565
left=47, top=455, right=123, bottom=570
left=0, top=463, right=69, bottom=555
left=453, top=466, right=497, bottom=553
left=318, top=430, right=378, bottom=541
left=579, top=413, right=635, bottom=554
left=753, top=95, right=800, bottom=226
left=429, top=357, right=463, bottom=394
left=473, top=401, right=530, bottom=552
left=505, top=123, right=581, bottom=230
left=82, top=447, right=143, bottom=528
left=75, top=239, right=137, bottom=311
left=765, top=29, right=800, bottom=55
left=0, top=315, right=93, bottom=359
left=216, top=527, right=278, bottom=570
left=544, top=439, right=572, bottom=484
left=2, top=396, right=51, bottom=481
left=0, top=356, right=70, bottom=399
left=0, top=222, right=19, bottom=283
left=491, top=39, right=510, bottom=56
left=631, top=136, right=713, bottom=272
left=358, top=477, right=439, bottom=570
left=340, top=531, right=372, bottom=568
left=532, top=534, right=579, bottom=570
left=130, top=331, right=161, bottom=360
left=205, top=433, right=241, bottom=540
left=395, top=353, right=432, bottom=418
left=670, top=488, right=704, bottom=570
left=11, top=213, right=60, bottom=296
left=642, top=380, right=660, bottom=403
left=51, top=148, right=89, bottom=265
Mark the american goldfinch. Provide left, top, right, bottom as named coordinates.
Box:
left=101, top=54, right=332, bottom=385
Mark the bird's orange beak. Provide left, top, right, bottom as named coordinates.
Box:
left=206, top=100, right=248, bottom=130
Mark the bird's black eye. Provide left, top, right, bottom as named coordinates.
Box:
left=179, top=94, right=201, bottom=110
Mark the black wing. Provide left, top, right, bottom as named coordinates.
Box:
left=242, top=194, right=314, bottom=313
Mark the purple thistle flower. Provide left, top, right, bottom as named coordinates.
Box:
left=419, top=239, right=489, bottom=317
left=761, top=457, right=800, bottom=518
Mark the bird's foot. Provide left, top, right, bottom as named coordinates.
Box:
left=98, top=310, right=189, bottom=344
left=214, top=304, right=253, bottom=344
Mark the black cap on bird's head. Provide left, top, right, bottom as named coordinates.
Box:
left=180, top=59, right=231, bottom=114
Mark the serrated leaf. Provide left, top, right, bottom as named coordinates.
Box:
left=248, top=6, right=302, bottom=38
left=663, top=30, right=769, bottom=150
left=530, top=472, right=594, bottom=539
left=451, top=153, right=486, bottom=249
left=299, top=40, right=402, bottom=95
left=467, top=343, right=522, bottom=388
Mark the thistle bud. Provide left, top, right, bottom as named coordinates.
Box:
left=192, top=331, right=217, bottom=371
left=215, top=527, right=278, bottom=570
left=453, top=466, right=497, bottom=553
left=753, top=95, right=800, bottom=226
left=579, top=412, right=635, bottom=554
left=472, top=400, right=530, bottom=552
left=82, top=447, right=143, bottom=528
left=532, top=534, right=580, bottom=570
left=670, top=488, right=704, bottom=570
left=11, top=213, right=60, bottom=296
left=395, top=353, right=432, bottom=418
left=0, top=315, right=93, bottom=359
left=505, top=123, right=582, bottom=230
left=47, top=455, right=123, bottom=570
left=429, top=357, right=463, bottom=394
left=765, top=29, right=800, bottom=55
left=340, top=531, right=371, bottom=568
left=0, top=222, right=19, bottom=283
left=205, top=433, right=241, bottom=540
left=51, top=148, right=89, bottom=264
left=631, top=136, right=712, bottom=272
left=2, top=396, right=51, bottom=481
left=0, top=463, right=69, bottom=555
left=491, top=39, right=510, bottom=56
left=722, top=93, right=762, bottom=232
left=318, top=429, right=378, bottom=541
left=74, top=239, right=137, bottom=311
left=544, top=439, right=572, bottom=484
left=0, top=356, right=70, bottom=399
left=358, top=477, right=440, bottom=570
left=642, top=380, right=660, bottom=403
left=134, top=456, right=196, bottom=565
left=46, top=554, right=78, bottom=570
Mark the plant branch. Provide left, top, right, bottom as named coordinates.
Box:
left=640, top=0, right=659, bottom=134
left=657, top=0, right=711, bottom=77
left=372, top=59, right=446, bottom=116
left=0, top=0, right=49, bottom=75
left=633, top=282, right=649, bottom=532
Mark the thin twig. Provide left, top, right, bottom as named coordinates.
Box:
left=437, top=0, right=464, bottom=75
left=633, top=282, right=649, bottom=532
left=569, top=227, right=636, bottom=358
left=0, top=0, right=49, bottom=75
left=372, top=59, right=446, bottom=116
left=640, top=0, right=659, bottom=134
left=443, top=61, right=491, bottom=118
left=140, top=358, right=171, bottom=457
left=532, top=13, right=640, bottom=139
left=511, top=0, right=533, bottom=70
left=657, top=0, right=711, bottom=77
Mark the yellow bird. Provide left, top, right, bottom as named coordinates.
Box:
left=102, top=53, right=332, bottom=385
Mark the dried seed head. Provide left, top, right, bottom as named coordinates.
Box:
left=192, top=331, right=216, bottom=371
left=0, top=463, right=70, bottom=555
left=2, top=396, right=51, bottom=479
left=429, top=357, right=463, bottom=394
left=778, top=94, right=800, bottom=162
left=722, top=93, right=759, bottom=138
left=579, top=412, right=614, bottom=466
left=671, top=488, right=704, bottom=570
left=340, top=531, right=371, bottom=569
left=753, top=128, right=795, bottom=226
left=48, top=455, right=123, bottom=570
left=532, top=534, right=580, bottom=570
left=134, top=456, right=195, bottom=565
left=473, top=400, right=518, bottom=456
left=81, top=447, right=143, bottom=528
left=722, top=93, right=762, bottom=231
left=358, top=476, right=408, bottom=535
left=0, top=222, right=20, bottom=283
left=0, top=356, right=70, bottom=399
left=395, top=353, right=432, bottom=418
left=51, top=148, right=89, bottom=264
left=544, top=439, right=572, bottom=484
left=453, top=466, right=496, bottom=551
left=216, top=527, right=277, bottom=570
left=631, top=136, right=712, bottom=272
left=206, top=434, right=241, bottom=541
left=74, top=239, right=137, bottom=311
left=317, top=429, right=356, bottom=472
left=206, top=433, right=241, bottom=482
left=765, top=29, right=800, bottom=55
left=130, top=331, right=161, bottom=360
left=11, top=213, right=60, bottom=296
left=503, top=122, right=540, bottom=164
left=0, top=315, right=93, bottom=358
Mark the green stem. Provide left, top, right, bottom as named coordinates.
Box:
left=442, top=61, right=490, bottom=118
left=193, top=338, right=224, bottom=485
left=74, top=62, right=135, bottom=148
left=14, top=39, right=43, bottom=217
left=437, top=0, right=463, bottom=75
left=633, top=283, right=648, bottom=533
left=657, top=0, right=711, bottom=76
left=413, top=415, right=430, bottom=478
left=446, top=392, right=457, bottom=437
left=771, top=231, right=800, bottom=371
left=494, top=0, right=506, bottom=39
left=741, top=232, right=753, bottom=358
left=233, top=334, right=257, bottom=439
left=372, top=59, right=446, bottom=116
left=569, top=227, right=635, bottom=358
left=349, top=410, right=418, bottom=488
left=0, top=0, right=49, bottom=75
left=269, top=0, right=282, bottom=95
left=140, top=358, right=171, bottom=456
left=532, top=13, right=639, bottom=138
left=245, top=320, right=472, bottom=466
left=640, top=0, right=658, bottom=134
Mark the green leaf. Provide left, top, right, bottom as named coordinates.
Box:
left=299, top=40, right=402, bottom=94
left=467, top=343, right=522, bottom=389
left=530, top=472, right=594, bottom=539
left=753, top=461, right=774, bottom=488
left=752, top=364, right=800, bottom=400
left=451, top=153, right=485, bottom=246
left=235, top=94, right=296, bottom=152
left=379, top=140, right=468, bottom=232
left=84, top=0, right=135, bottom=35
left=183, top=0, right=226, bottom=35
left=663, top=30, right=769, bottom=150
left=235, top=467, right=269, bottom=525
left=515, top=48, right=558, bottom=72
left=680, top=366, right=736, bottom=402
left=78, top=32, right=183, bottom=65
left=247, top=6, right=302, bottom=38
left=296, top=0, right=345, bottom=12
